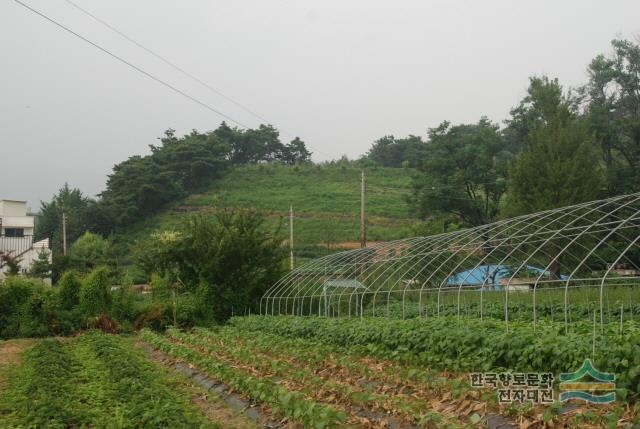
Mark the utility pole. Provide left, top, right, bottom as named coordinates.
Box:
left=289, top=205, right=294, bottom=270
left=360, top=170, right=366, bottom=248
left=62, top=211, right=68, bottom=255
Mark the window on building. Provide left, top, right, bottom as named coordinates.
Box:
left=4, top=228, right=25, bottom=237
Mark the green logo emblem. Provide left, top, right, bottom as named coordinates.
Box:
left=559, top=359, right=615, bottom=403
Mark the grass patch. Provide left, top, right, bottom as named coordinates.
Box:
left=115, top=164, right=416, bottom=264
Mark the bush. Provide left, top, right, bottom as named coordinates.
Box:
left=68, top=232, right=113, bottom=273
left=133, top=303, right=173, bottom=332
left=150, top=274, right=172, bottom=301
left=175, top=292, right=201, bottom=327
left=1, top=268, right=164, bottom=338
left=0, top=277, right=77, bottom=338
left=79, top=267, right=112, bottom=318
left=111, top=286, right=136, bottom=320
left=58, top=270, right=82, bottom=309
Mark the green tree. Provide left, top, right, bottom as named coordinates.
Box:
left=508, top=76, right=604, bottom=214
left=79, top=266, right=111, bottom=317
left=508, top=76, right=604, bottom=279
left=135, top=210, right=286, bottom=322
left=57, top=270, right=82, bottom=310
left=36, top=184, right=109, bottom=251
left=281, top=137, right=312, bottom=164
left=0, top=251, right=22, bottom=276
left=68, top=232, right=113, bottom=273
left=411, top=118, right=510, bottom=226
left=366, top=135, right=426, bottom=167
left=583, top=39, right=640, bottom=194
left=28, top=250, right=51, bottom=280
left=101, top=128, right=230, bottom=225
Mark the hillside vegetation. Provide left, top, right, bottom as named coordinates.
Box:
left=119, top=163, right=415, bottom=261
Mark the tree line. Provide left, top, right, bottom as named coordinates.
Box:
left=36, top=123, right=312, bottom=253
left=363, top=39, right=640, bottom=229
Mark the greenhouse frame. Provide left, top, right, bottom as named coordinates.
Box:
left=261, top=193, right=640, bottom=332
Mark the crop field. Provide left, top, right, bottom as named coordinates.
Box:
left=1, top=317, right=638, bottom=428
left=0, top=332, right=227, bottom=428
left=118, top=164, right=415, bottom=263
left=355, top=285, right=640, bottom=324
left=142, top=316, right=637, bottom=428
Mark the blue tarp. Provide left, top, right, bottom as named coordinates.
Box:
left=446, top=263, right=567, bottom=290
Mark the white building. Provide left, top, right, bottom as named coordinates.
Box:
left=0, top=199, right=51, bottom=282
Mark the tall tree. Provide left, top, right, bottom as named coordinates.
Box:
left=101, top=128, right=230, bottom=225
left=133, top=210, right=285, bottom=322
left=366, top=135, right=427, bottom=167
left=36, top=184, right=106, bottom=251
left=508, top=76, right=604, bottom=214
left=281, top=137, right=312, bottom=164
left=583, top=39, right=640, bottom=194
left=411, top=118, right=510, bottom=227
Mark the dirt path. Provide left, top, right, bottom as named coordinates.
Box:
left=0, top=339, right=35, bottom=391
left=133, top=340, right=268, bottom=429
left=0, top=339, right=34, bottom=366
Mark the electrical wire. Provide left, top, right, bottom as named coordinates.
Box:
left=62, top=0, right=272, bottom=127
left=12, top=0, right=254, bottom=129
left=60, top=0, right=333, bottom=158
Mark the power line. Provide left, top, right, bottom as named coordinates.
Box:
left=12, top=0, right=253, bottom=129
left=62, top=0, right=271, bottom=126
left=60, top=0, right=332, bottom=159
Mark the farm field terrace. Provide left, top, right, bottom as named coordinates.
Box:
left=2, top=317, right=639, bottom=428
left=116, top=164, right=416, bottom=264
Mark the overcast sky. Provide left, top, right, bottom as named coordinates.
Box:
left=1, top=0, right=639, bottom=210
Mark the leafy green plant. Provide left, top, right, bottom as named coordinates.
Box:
left=58, top=270, right=82, bottom=309
left=231, top=315, right=640, bottom=400
left=0, top=332, right=219, bottom=428
left=79, top=266, right=112, bottom=318
left=141, top=329, right=347, bottom=428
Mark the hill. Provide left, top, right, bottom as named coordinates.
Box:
left=118, top=163, right=416, bottom=265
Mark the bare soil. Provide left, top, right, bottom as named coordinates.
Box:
left=0, top=339, right=35, bottom=391
left=133, top=340, right=266, bottom=429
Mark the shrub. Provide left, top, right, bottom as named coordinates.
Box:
left=133, top=303, right=173, bottom=331
left=79, top=267, right=112, bottom=318
left=0, top=277, right=70, bottom=338
left=58, top=270, right=82, bottom=309
left=68, top=232, right=113, bottom=273
left=150, top=274, right=172, bottom=301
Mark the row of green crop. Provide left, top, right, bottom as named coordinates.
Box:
left=168, top=327, right=461, bottom=427
left=282, top=284, right=640, bottom=323
left=230, top=316, right=640, bottom=401
left=192, top=326, right=457, bottom=394
left=141, top=329, right=347, bottom=428
left=184, top=326, right=465, bottom=427
left=363, top=299, right=640, bottom=322
left=0, top=332, right=216, bottom=428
